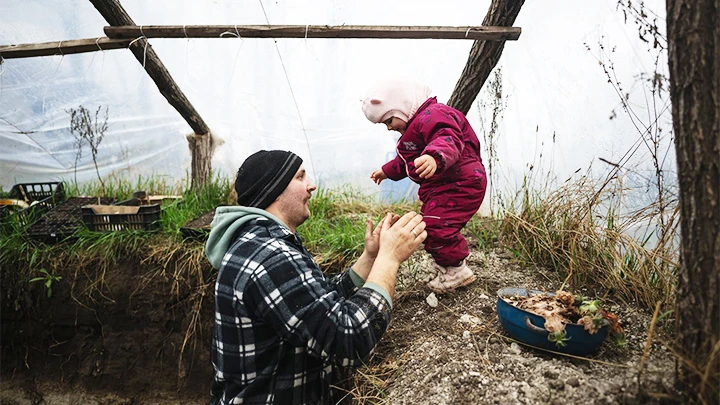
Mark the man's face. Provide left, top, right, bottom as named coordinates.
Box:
left=273, top=164, right=317, bottom=230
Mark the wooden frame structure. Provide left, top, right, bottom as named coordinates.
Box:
left=103, top=25, right=520, bottom=40
left=0, top=0, right=524, bottom=188
left=0, top=38, right=131, bottom=59
left=0, top=25, right=521, bottom=60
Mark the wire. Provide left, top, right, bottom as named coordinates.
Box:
left=0, top=57, right=4, bottom=101
left=258, top=0, right=317, bottom=181
left=0, top=116, right=67, bottom=169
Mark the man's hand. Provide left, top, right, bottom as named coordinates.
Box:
left=363, top=213, right=400, bottom=259
left=352, top=213, right=401, bottom=280
left=413, top=155, right=437, bottom=179
left=370, top=169, right=388, bottom=185
left=377, top=212, right=427, bottom=265
left=365, top=212, right=426, bottom=298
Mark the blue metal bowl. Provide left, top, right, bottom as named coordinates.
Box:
left=496, top=287, right=608, bottom=355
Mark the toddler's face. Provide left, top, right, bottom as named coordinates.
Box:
left=383, top=117, right=407, bottom=134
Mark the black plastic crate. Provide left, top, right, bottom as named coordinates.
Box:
left=8, top=182, right=65, bottom=203
left=82, top=204, right=161, bottom=232
left=1, top=182, right=65, bottom=228
left=26, top=197, right=115, bottom=243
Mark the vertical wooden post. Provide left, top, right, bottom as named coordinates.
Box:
left=89, top=0, right=213, bottom=188
left=188, top=133, right=213, bottom=190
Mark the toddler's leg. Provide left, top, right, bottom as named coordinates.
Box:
left=421, top=200, right=476, bottom=293
left=424, top=224, right=469, bottom=267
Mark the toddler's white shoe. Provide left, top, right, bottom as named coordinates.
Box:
left=427, top=260, right=476, bottom=294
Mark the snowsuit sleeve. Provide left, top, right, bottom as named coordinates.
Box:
left=381, top=153, right=408, bottom=181
left=416, top=109, right=466, bottom=174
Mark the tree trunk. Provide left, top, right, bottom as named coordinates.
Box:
left=667, top=0, right=720, bottom=403
left=447, top=0, right=525, bottom=115
left=89, top=0, right=213, bottom=189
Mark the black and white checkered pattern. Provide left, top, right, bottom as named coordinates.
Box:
left=210, top=217, right=392, bottom=405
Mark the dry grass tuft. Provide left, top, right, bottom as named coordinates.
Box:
left=499, top=174, right=678, bottom=312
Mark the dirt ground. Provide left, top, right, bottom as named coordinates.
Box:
left=367, top=248, right=677, bottom=404
left=0, top=243, right=678, bottom=404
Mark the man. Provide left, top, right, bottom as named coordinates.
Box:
left=205, top=150, right=426, bottom=404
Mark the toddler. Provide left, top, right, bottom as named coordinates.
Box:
left=362, top=79, right=487, bottom=293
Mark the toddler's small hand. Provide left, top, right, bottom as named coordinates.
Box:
left=370, top=169, right=388, bottom=185
left=414, top=155, right=437, bottom=179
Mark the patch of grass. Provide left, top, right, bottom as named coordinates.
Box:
left=345, top=360, right=398, bottom=404
left=0, top=174, right=231, bottom=309
left=300, top=186, right=416, bottom=273
left=65, top=172, right=233, bottom=233
left=465, top=216, right=502, bottom=251
left=498, top=173, right=678, bottom=312
left=66, top=173, right=178, bottom=200
left=160, top=174, right=233, bottom=234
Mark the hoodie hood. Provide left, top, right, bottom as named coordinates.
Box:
left=204, top=206, right=287, bottom=269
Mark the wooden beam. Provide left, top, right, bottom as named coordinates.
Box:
left=0, top=37, right=131, bottom=59
left=104, top=25, right=521, bottom=41
left=89, top=0, right=210, bottom=136
left=447, top=0, right=525, bottom=114
left=90, top=0, right=212, bottom=188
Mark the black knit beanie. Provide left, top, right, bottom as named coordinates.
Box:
left=234, top=150, right=303, bottom=209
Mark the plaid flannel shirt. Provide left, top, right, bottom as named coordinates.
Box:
left=210, top=217, right=392, bottom=405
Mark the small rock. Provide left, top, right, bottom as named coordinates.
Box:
left=566, top=377, right=580, bottom=387
left=459, top=314, right=482, bottom=325
left=469, top=371, right=481, bottom=377
left=549, top=380, right=564, bottom=391
left=426, top=293, right=439, bottom=308
left=479, top=293, right=489, bottom=299
left=543, top=370, right=559, bottom=380
left=480, top=306, right=494, bottom=314
left=463, top=330, right=471, bottom=340
left=508, top=342, right=522, bottom=355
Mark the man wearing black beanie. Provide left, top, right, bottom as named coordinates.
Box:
left=234, top=150, right=303, bottom=209
left=205, top=150, right=427, bottom=405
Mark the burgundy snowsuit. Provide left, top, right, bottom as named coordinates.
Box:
left=381, top=97, right=487, bottom=267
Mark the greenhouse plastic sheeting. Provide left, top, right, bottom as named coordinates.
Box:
left=0, top=0, right=674, bottom=208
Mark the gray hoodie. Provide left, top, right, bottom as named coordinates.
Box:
left=204, top=206, right=288, bottom=269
